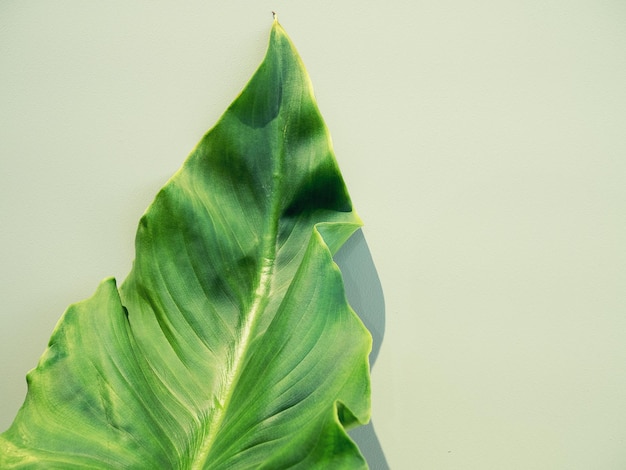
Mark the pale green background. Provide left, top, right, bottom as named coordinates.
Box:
left=2, top=1, right=626, bottom=468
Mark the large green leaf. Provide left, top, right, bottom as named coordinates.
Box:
left=0, top=19, right=371, bottom=469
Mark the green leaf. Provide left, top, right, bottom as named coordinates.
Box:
left=0, top=19, right=371, bottom=469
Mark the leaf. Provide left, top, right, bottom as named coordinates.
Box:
left=0, top=18, right=372, bottom=469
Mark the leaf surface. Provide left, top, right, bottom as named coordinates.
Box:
left=0, top=19, right=371, bottom=469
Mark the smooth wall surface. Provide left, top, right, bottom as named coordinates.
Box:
left=2, top=2, right=626, bottom=468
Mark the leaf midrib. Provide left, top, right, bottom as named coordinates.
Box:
left=190, top=112, right=287, bottom=468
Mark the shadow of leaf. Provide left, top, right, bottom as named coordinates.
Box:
left=335, top=229, right=389, bottom=469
